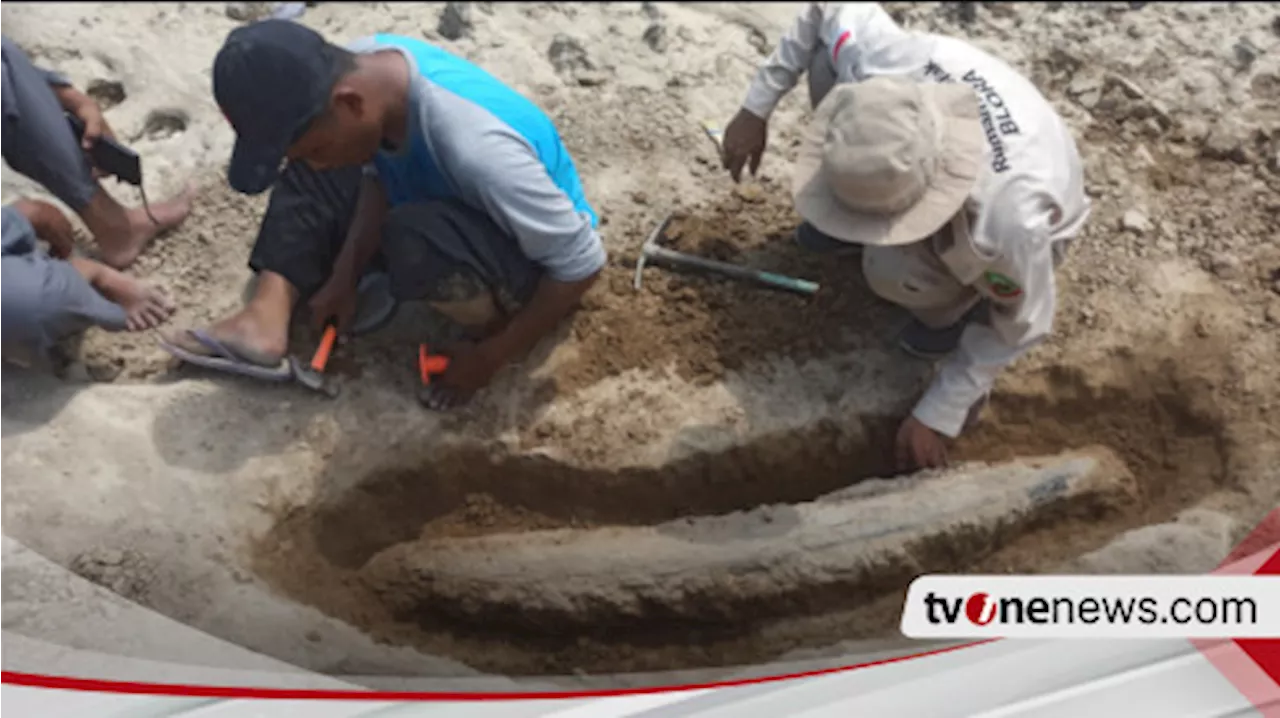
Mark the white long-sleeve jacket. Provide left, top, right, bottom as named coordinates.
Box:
left=742, top=3, right=914, bottom=118
left=742, top=3, right=1092, bottom=438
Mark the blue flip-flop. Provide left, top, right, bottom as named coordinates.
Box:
left=159, top=329, right=294, bottom=382
left=351, top=271, right=397, bottom=336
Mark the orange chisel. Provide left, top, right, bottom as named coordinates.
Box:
left=419, top=343, right=450, bottom=385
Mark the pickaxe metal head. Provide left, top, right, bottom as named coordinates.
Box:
left=633, top=212, right=676, bottom=291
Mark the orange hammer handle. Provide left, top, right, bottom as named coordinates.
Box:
left=310, top=325, right=338, bottom=372
left=419, top=344, right=451, bottom=385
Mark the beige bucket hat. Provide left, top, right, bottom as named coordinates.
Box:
left=791, top=75, right=986, bottom=247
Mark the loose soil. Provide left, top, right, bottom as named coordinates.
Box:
left=557, top=179, right=889, bottom=393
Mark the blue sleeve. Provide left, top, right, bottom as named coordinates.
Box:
left=38, top=67, right=71, bottom=87
left=2, top=36, right=71, bottom=87
left=2, top=203, right=38, bottom=256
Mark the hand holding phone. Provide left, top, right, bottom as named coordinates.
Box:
left=66, top=112, right=142, bottom=186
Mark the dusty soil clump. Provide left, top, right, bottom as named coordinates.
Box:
left=557, top=179, right=890, bottom=393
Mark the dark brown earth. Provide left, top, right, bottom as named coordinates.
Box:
left=554, top=177, right=893, bottom=395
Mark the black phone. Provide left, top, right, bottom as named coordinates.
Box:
left=65, top=112, right=143, bottom=186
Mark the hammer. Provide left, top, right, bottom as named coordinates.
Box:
left=288, top=324, right=340, bottom=398
left=632, top=212, right=820, bottom=296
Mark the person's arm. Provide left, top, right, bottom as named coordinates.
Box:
left=826, top=3, right=912, bottom=83
left=457, top=144, right=605, bottom=370
left=483, top=272, right=598, bottom=367
left=12, top=40, right=90, bottom=116
left=4, top=199, right=74, bottom=258
left=10, top=42, right=119, bottom=151
left=49, top=82, right=90, bottom=112
left=911, top=197, right=1060, bottom=439
left=740, top=2, right=828, bottom=120
left=306, top=166, right=388, bottom=333
left=1, top=36, right=71, bottom=89
left=741, top=2, right=904, bottom=118
left=33, top=57, right=93, bottom=107
left=39, top=67, right=72, bottom=89
left=2, top=202, right=40, bottom=256
left=330, top=168, right=389, bottom=287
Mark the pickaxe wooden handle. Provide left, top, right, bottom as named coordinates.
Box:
left=633, top=212, right=820, bottom=296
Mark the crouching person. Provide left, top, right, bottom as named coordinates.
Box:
left=2, top=35, right=186, bottom=368
left=2, top=199, right=175, bottom=367
left=723, top=3, right=1091, bottom=472
left=788, top=76, right=1089, bottom=473
left=161, top=20, right=605, bottom=409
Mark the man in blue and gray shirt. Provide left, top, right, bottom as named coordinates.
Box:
left=162, top=20, right=605, bottom=409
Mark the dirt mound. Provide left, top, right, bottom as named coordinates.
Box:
left=555, top=178, right=892, bottom=394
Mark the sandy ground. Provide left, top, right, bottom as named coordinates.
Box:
left=3, top=1, right=1280, bottom=683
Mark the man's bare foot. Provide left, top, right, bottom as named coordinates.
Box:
left=97, top=183, right=197, bottom=270
left=95, top=273, right=178, bottom=331
left=161, top=303, right=290, bottom=367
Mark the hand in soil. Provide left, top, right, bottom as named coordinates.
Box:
left=13, top=198, right=77, bottom=258
left=308, top=273, right=359, bottom=335
left=417, top=340, right=500, bottom=410
left=721, top=108, right=768, bottom=183
left=895, top=415, right=948, bottom=473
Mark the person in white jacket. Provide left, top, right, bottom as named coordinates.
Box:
left=722, top=3, right=1090, bottom=472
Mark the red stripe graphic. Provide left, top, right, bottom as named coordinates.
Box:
left=1194, top=508, right=1280, bottom=715
left=832, top=30, right=852, bottom=64
left=1235, top=546, right=1280, bottom=689
left=5, top=512, right=1276, bottom=703
left=1, top=641, right=992, bottom=701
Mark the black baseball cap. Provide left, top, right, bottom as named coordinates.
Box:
left=213, top=19, right=345, bottom=194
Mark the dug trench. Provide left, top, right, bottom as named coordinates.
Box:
left=35, top=177, right=1253, bottom=677
left=244, top=184, right=1246, bottom=677
left=250, top=347, right=1236, bottom=677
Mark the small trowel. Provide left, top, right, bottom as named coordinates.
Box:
left=289, top=324, right=340, bottom=398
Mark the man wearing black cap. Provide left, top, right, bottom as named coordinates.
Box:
left=161, top=20, right=605, bottom=408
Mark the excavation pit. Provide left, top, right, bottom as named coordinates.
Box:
left=360, top=448, right=1138, bottom=635
left=251, top=352, right=1239, bottom=675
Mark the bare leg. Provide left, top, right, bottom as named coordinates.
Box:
left=67, top=255, right=177, bottom=331
left=0, top=39, right=196, bottom=270
left=79, top=183, right=197, bottom=270
left=162, top=270, right=298, bottom=366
